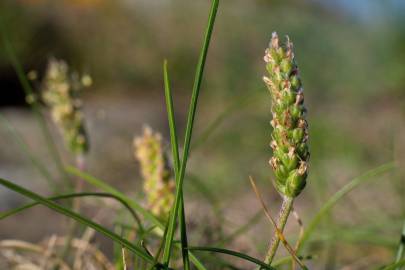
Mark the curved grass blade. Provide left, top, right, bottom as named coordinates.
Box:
left=297, top=162, right=396, bottom=252
left=162, top=0, right=220, bottom=265
left=0, top=192, right=143, bottom=229
left=187, top=246, right=275, bottom=270
left=66, top=165, right=161, bottom=227
left=0, top=177, right=155, bottom=264
left=65, top=166, right=207, bottom=270
left=163, top=60, right=191, bottom=270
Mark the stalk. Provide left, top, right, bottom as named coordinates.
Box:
left=265, top=196, right=294, bottom=264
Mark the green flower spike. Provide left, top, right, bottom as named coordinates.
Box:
left=263, top=32, right=309, bottom=198
left=42, top=58, right=90, bottom=155
left=133, top=126, right=175, bottom=220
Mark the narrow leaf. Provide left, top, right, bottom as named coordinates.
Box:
left=187, top=246, right=275, bottom=269
left=163, top=0, right=220, bottom=265
left=0, top=177, right=155, bottom=263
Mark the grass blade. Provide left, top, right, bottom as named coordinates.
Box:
left=163, top=60, right=191, bottom=269
left=66, top=166, right=161, bottom=227
left=187, top=246, right=275, bottom=269
left=0, top=178, right=155, bottom=264
left=0, top=192, right=143, bottom=229
left=297, top=162, right=396, bottom=252
left=162, top=0, right=220, bottom=265
left=65, top=166, right=207, bottom=270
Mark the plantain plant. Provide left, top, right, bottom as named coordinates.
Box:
left=263, top=32, right=309, bottom=265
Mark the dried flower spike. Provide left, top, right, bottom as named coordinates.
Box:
left=42, top=58, right=90, bottom=155
left=133, top=127, right=175, bottom=219
left=264, top=32, right=309, bottom=198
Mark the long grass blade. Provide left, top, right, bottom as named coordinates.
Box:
left=66, top=166, right=161, bottom=227
left=0, top=177, right=155, bottom=264
left=65, top=166, right=207, bottom=270
left=187, top=246, right=275, bottom=269
left=297, top=162, right=396, bottom=252
left=162, top=0, right=220, bottom=265
left=0, top=192, right=143, bottom=229
left=163, top=60, right=191, bottom=269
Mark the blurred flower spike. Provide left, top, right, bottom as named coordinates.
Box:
left=42, top=58, right=90, bottom=155
left=133, top=126, right=175, bottom=220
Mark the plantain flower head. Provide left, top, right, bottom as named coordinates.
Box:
left=42, top=58, right=90, bottom=155
left=133, top=126, right=175, bottom=219
left=263, top=32, right=309, bottom=198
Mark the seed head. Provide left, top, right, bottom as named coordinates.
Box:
left=42, top=58, right=90, bottom=155
left=263, top=32, right=309, bottom=198
left=134, top=126, right=175, bottom=219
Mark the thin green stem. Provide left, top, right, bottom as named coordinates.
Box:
left=162, top=0, right=219, bottom=266
left=265, top=196, right=294, bottom=265
left=163, top=59, right=191, bottom=269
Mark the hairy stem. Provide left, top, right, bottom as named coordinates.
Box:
left=265, top=196, right=294, bottom=265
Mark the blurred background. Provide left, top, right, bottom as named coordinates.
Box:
left=0, top=0, right=404, bottom=269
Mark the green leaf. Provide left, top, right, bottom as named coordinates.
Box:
left=163, top=60, right=191, bottom=270
left=187, top=246, right=275, bottom=269
left=65, top=166, right=207, bottom=270
left=162, top=0, right=220, bottom=265
left=0, top=177, right=155, bottom=264
left=0, top=192, right=143, bottom=230
left=66, top=165, right=161, bottom=227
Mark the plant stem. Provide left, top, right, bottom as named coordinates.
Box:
left=265, top=196, right=294, bottom=265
